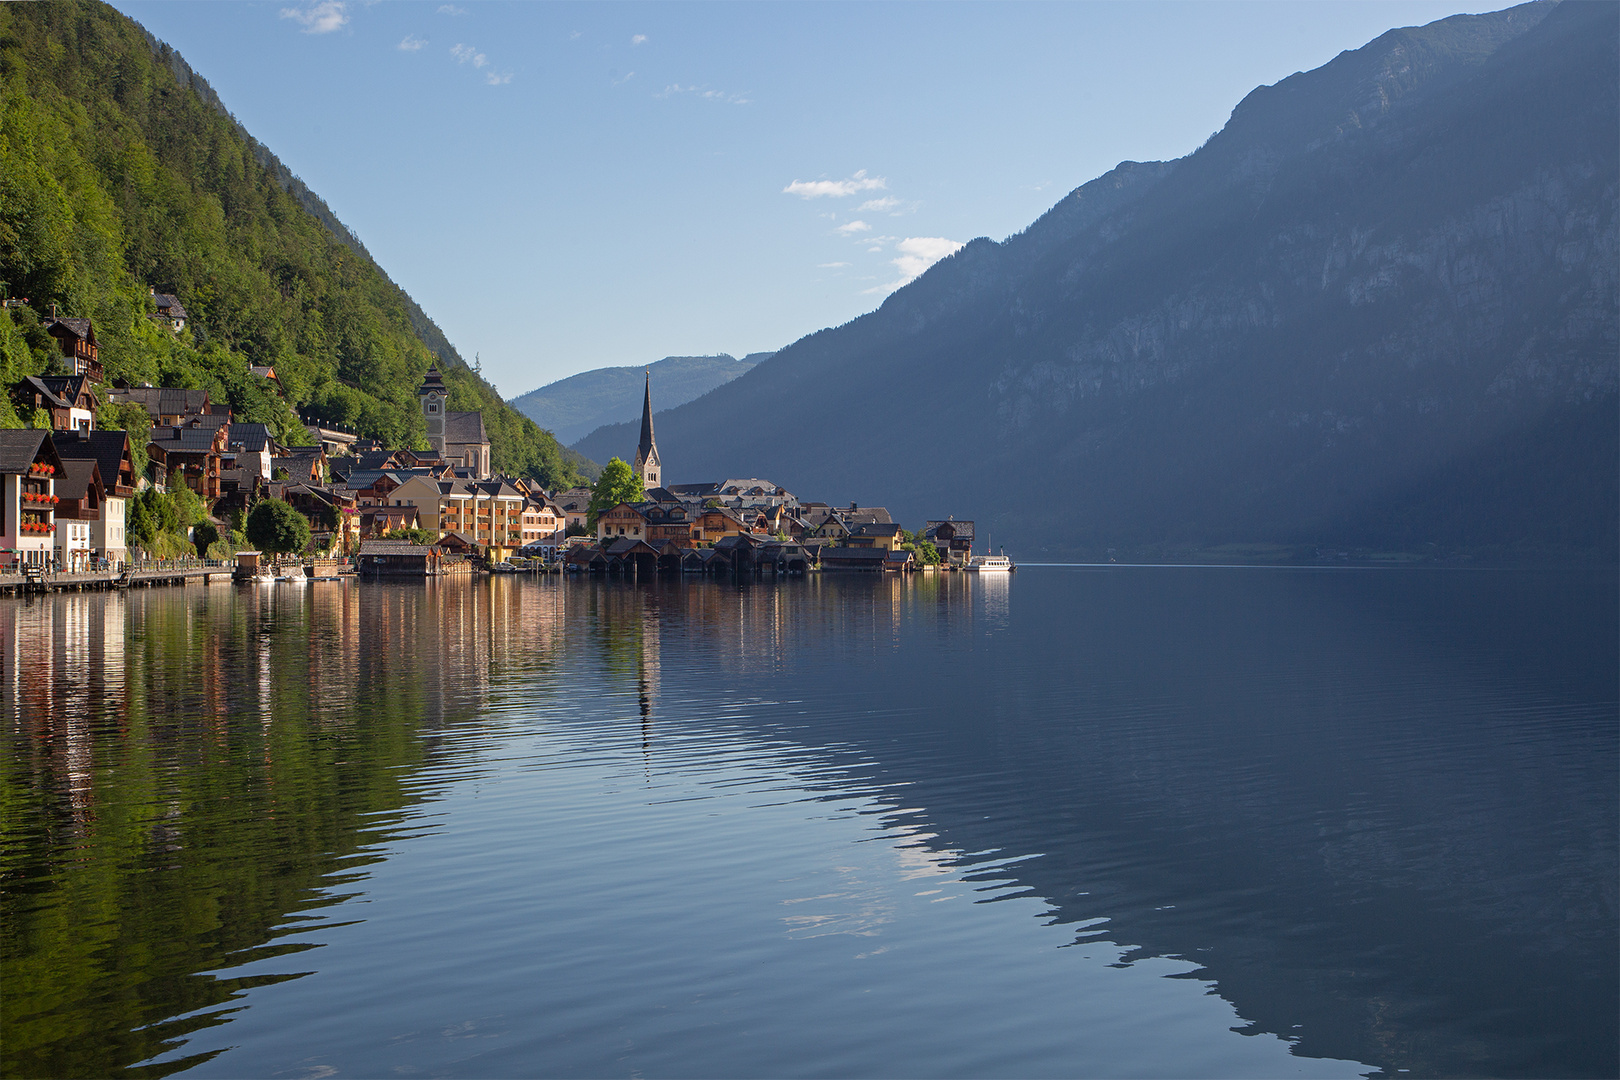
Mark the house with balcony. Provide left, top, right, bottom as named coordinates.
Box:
left=53, top=429, right=136, bottom=565
left=44, top=316, right=103, bottom=382
left=0, top=429, right=63, bottom=568
left=13, top=374, right=98, bottom=432
left=148, top=416, right=229, bottom=500
left=52, top=458, right=103, bottom=571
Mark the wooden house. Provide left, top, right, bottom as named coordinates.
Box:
left=53, top=429, right=136, bottom=563
left=52, top=459, right=103, bottom=570
left=44, top=317, right=103, bottom=381
left=924, top=519, right=975, bottom=565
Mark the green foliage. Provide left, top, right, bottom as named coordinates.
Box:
left=900, top=528, right=941, bottom=565
left=382, top=526, right=435, bottom=546
left=587, top=457, right=642, bottom=525
left=191, top=519, right=217, bottom=557
left=0, top=2, right=581, bottom=488
left=246, top=497, right=311, bottom=555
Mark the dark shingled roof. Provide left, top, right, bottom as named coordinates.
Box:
left=113, top=386, right=211, bottom=419
left=54, top=458, right=100, bottom=502
left=229, top=423, right=272, bottom=454
left=924, top=519, right=975, bottom=541
left=153, top=294, right=188, bottom=319
left=417, top=367, right=447, bottom=397
left=36, top=374, right=97, bottom=405
left=45, top=317, right=94, bottom=341
left=52, top=430, right=134, bottom=491
left=850, top=521, right=902, bottom=538
left=151, top=426, right=223, bottom=452
left=19, top=376, right=70, bottom=410
left=359, top=540, right=431, bottom=556
left=444, top=410, right=488, bottom=445
left=0, top=429, right=50, bottom=473
left=819, top=547, right=888, bottom=568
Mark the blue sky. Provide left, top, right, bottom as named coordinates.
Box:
left=114, top=0, right=1475, bottom=398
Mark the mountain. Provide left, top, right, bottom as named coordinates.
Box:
left=0, top=1, right=582, bottom=486
left=511, top=353, right=768, bottom=447
left=574, top=1, right=1617, bottom=561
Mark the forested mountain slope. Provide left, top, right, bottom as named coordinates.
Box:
left=513, top=353, right=767, bottom=447
left=0, top=1, right=581, bottom=485
left=578, top=0, right=1616, bottom=560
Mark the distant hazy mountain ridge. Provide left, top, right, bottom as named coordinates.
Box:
left=512, top=354, right=768, bottom=447
left=576, top=1, right=1616, bottom=560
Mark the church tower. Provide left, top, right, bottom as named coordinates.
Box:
left=633, top=372, right=660, bottom=492
left=419, top=366, right=447, bottom=457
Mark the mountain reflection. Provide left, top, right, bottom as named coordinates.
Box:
left=2, top=571, right=1614, bottom=1078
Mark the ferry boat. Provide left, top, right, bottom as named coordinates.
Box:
left=967, top=543, right=1015, bottom=572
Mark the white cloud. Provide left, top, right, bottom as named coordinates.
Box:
left=818, top=262, right=851, bottom=269
left=631, top=34, right=648, bottom=45
left=612, top=71, right=635, bottom=86
left=864, top=236, right=965, bottom=294
left=398, top=34, right=428, bottom=52
left=570, top=30, right=583, bottom=40
left=857, top=196, right=901, bottom=213
left=485, top=71, right=512, bottom=85
left=783, top=169, right=887, bottom=199
left=657, top=83, right=750, bottom=105
left=437, top=5, right=466, bottom=14
left=451, top=42, right=488, bottom=68
left=280, top=1, right=348, bottom=34
left=835, top=220, right=871, bottom=236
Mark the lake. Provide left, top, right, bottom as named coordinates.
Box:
left=2, top=567, right=1615, bottom=1078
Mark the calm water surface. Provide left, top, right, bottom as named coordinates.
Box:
left=2, top=568, right=1614, bottom=1078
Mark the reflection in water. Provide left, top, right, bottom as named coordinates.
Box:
left=2, top=570, right=1614, bottom=1078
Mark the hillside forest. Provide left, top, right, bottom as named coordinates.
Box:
left=0, top=1, right=581, bottom=488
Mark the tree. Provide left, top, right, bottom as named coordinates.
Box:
left=587, top=457, right=643, bottom=526
left=192, top=520, right=219, bottom=557
left=246, top=498, right=312, bottom=555
left=900, top=528, right=941, bottom=566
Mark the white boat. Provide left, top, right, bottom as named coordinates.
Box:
left=967, top=554, right=1014, bottom=572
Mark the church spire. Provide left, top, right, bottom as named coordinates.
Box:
left=634, top=371, right=661, bottom=491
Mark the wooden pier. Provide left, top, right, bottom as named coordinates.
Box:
left=0, top=562, right=325, bottom=595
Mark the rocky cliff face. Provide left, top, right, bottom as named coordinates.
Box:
left=576, top=1, right=1616, bottom=559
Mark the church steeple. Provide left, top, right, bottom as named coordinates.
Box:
left=633, top=371, right=660, bottom=491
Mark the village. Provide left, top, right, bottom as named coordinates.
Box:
left=2, top=310, right=990, bottom=587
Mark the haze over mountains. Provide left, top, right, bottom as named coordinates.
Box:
left=512, top=353, right=770, bottom=447
left=576, top=0, right=1617, bottom=561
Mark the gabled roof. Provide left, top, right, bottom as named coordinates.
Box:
left=605, top=536, right=657, bottom=557
left=850, top=521, right=902, bottom=538
left=445, top=410, right=488, bottom=445
left=667, top=482, right=721, bottom=497
left=0, top=429, right=54, bottom=474
left=36, top=374, right=98, bottom=406
left=229, top=422, right=273, bottom=454
left=150, top=426, right=224, bottom=452
left=45, top=317, right=95, bottom=342
left=51, top=429, right=135, bottom=491
left=54, top=458, right=102, bottom=503
left=360, top=540, right=431, bottom=556
left=111, top=386, right=210, bottom=418
left=820, top=546, right=888, bottom=564
left=18, top=376, right=70, bottom=410
left=153, top=294, right=188, bottom=318
left=925, top=519, right=975, bottom=540
left=839, top=506, right=893, bottom=526
left=352, top=450, right=402, bottom=471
